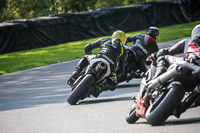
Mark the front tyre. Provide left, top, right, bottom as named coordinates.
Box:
left=67, top=74, right=95, bottom=105
left=126, top=107, right=139, bottom=124
left=145, top=82, right=185, bottom=126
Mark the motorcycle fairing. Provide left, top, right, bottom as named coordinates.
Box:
left=136, top=96, right=147, bottom=118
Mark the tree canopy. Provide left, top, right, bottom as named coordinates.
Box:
left=0, top=0, right=160, bottom=22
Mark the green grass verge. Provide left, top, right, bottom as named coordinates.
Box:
left=0, top=21, right=200, bottom=75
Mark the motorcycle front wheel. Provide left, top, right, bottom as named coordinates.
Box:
left=126, top=107, right=139, bottom=124
left=145, top=81, right=185, bottom=126
left=67, top=74, right=95, bottom=105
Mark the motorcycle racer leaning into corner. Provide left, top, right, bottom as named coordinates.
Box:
left=154, top=24, right=200, bottom=78
left=67, top=30, right=128, bottom=97
left=124, top=26, right=159, bottom=73
left=153, top=24, right=200, bottom=106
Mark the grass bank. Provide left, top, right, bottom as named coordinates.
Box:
left=0, top=21, right=199, bottom=75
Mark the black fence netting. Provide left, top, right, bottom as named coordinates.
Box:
left=0, top=0, right=199, bottom=54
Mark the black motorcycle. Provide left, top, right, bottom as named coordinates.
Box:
left=118, top=47, right=143, bottom=83
left=67, top=55, right=112, bottom=105
left=126, top=57, right=200, bottom=125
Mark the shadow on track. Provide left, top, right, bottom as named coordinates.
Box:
left=165, top=117, right=200, bottom=125
left=78, top=96, right=131, bottom=105
left=117, top=83, right=140, bottom=89
left=136, top=117, right=200, bottom=126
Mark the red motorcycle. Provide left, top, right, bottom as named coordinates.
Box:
left=126, top=58, right=200, bottom=125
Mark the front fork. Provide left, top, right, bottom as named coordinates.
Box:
left=143, top=66, right=180, bottom=107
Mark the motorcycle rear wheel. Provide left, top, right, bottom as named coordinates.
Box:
left=145, top=81, right=185, bottom=126
left=67, top=74, right=95, bottom=105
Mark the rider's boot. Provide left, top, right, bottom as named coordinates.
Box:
left=153, top=56, right=169, bottom=79
left=67, top=67, right=81, bottom=87
left=92, top=77, right=117, bottom=97
left=67, top=57, right=89, bottom=86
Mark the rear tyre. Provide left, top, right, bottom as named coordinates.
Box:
left=67, top=74, right=95, bottom=105
left=145, top=82, right=185, bottom=126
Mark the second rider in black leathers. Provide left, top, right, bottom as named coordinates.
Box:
left=126, top=27, right=159, bottom=72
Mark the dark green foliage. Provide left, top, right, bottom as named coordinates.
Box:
left=0, top=0, right=160, bottom=22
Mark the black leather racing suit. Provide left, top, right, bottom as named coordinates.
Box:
left=126, top=33, right=159, bottom=72
left=84, top=37, right=127, bottom=77
left=73, top=37, right=127, bottom=94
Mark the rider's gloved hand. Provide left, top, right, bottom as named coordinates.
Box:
left=156, top=48, right=169, bottom=58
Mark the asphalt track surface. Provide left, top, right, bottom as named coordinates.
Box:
left=0, top=38, right=200, bottom=133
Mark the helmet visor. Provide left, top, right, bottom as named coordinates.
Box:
left=112, top=30, right=126, bottom=45
left=192, top=25, right=200, bottom=40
